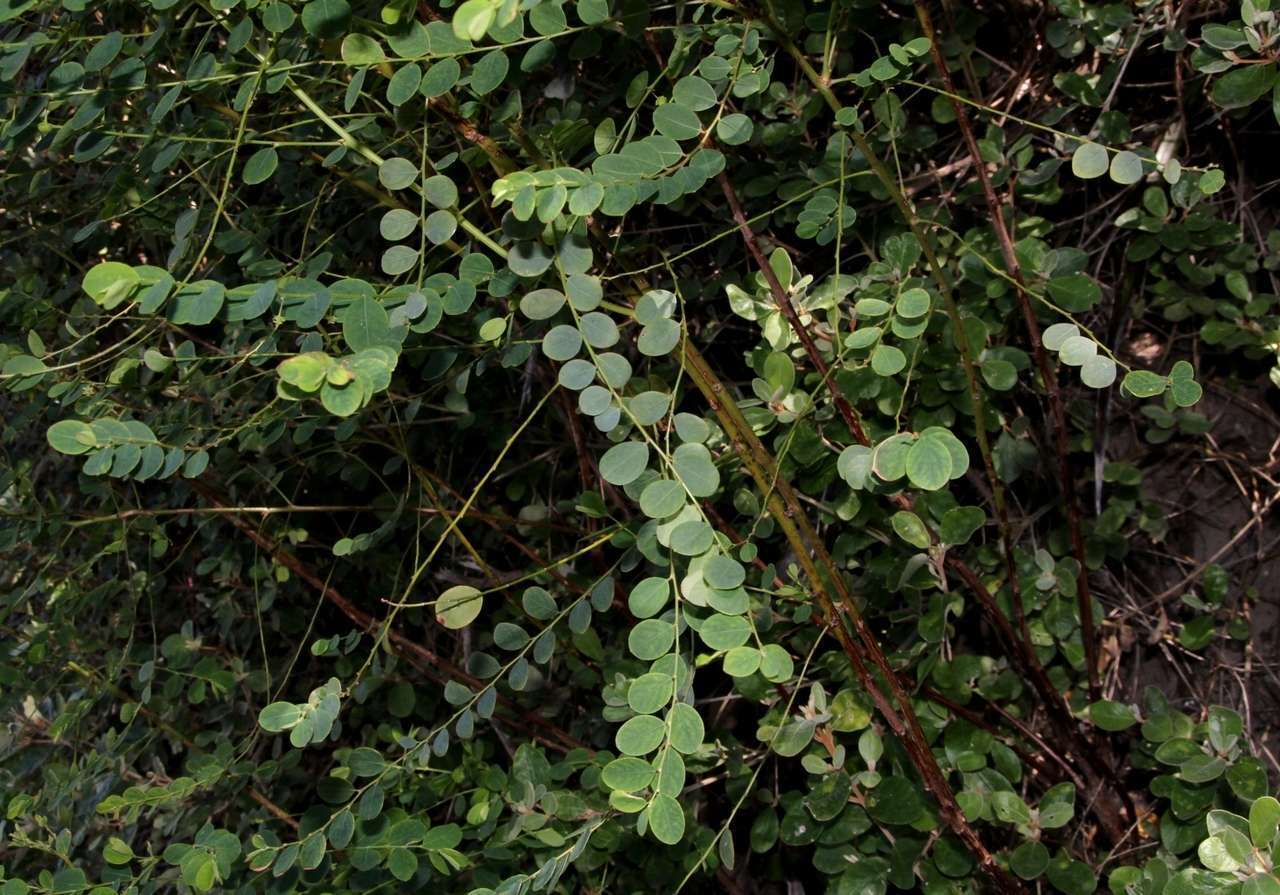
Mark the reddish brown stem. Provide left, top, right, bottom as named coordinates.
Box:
left=718, top=165, right=1070, bottom=755
left=715, top=171, right=870, bottom=447
left=680, top=342, right=1024, bottom=895
left=913, top=1, right=1102, bottom=704
left=192, top=481, right=584, bottom=754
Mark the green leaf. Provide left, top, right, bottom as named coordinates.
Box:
left=421, top=58, right=461, bottom=97
left=1042, top=322, right=1079, bottom=350
left=895, top=287, right=930, bottom=318
left=1047, top=274, right=1101, bottom=312
left=1249, top=796, right=1280, bottom=849
left=1213, top=62, right=1278, bottom=109
left=629, top=578, right=670, bottom=618
left=577, top=0, right=610, bottom=25
left=300, top=0, right=350, bottom=38
left=387, top=848, right=417, bottom=881
left=82, top=261, right=139, bottom=307
left=1180, top=752, right=1227, bottom=783
left=868, top=776, right=924, bottom=825
left=940, top=506, right=985, bottom=545
left=1089, top=700, right=1137, bottom=731
left=1010, top=841, right=1049, bottom=880
left=1169, top=376, right=1203, bottom=407
left=469, top=49, right=509, bottom=96
left=638, top=318, right=681, bottom=356
left=342, top=297, right=396, bottom=352
left=1080, top=355, right=1117, bottom=389
left=639, top=479, right=685, bottom=519
left=46, top=420, right=97, bottom=455
left=1058, top=335, right=1097, bottom=366
left=578, top=311, right=619, bottom=348
left=278, top=352, right=331, bottom=392
left=703, top=555, right=745, bottom=590
left=982, top=358, right=1017, bottom=390
left=521, top=586, right=557, bottom=620
left=452, top=0, right=496, bottom=41
left=380, top=209, right=419, bottom=241
left=672, top=443, right=719, bottom=497
left=569, top=182, right=605, bottom=216
left=378, top=158, right=418, bottom=190
left=872, top=433, right=913, bottom=481
left=426, top=176, right=460, bottom=209
left=602, top=757, right=656, bottom=792
left=716, top=113, right=753, bottom=145
left=1122, top=370, right=1166, bottom=398
left=169, top=281, right=225, bottom=326
left=381, top=245, right=419, bottom=276
left=320, top=379, right=362, bottom=416
left=261, top=2, right=296, bottom=32
left=191, top=854, right=217, bottom=891
left=1038, top=782, right=1075, bottom=829
left=509, top=241, right=555, bottom=277
left=673, top=76, right=716, bottom=111
left=9, top=351, right=45, bottom=384
left=436, top=585, right=483, bottom=629
left=890, top=511, right=931, bottom=549
left=242, top=147, right=279, bottom=185
left=519, top=288, right=566, bottom=320
left=722, top=646, right=761, bottom=677
left=542, top=324, right=583, bottom=361
left=1198, top=835, right=1240, bottom=873
left=870, top=343, right=907, bottom=376
left=759, top=644, right=794, bottom=682
left=1199, top=168, right=1226, bottom=195
left=647, top=793, right=686, bottom=844
left=653, top=103, right=703, bottom=141
left=340, top=33, right=386, bottom=65
left=869, top=56, right=900, bottom=81
left=328, top=811, right=355, bottom=849
left=84, top=31, right=123, bottom=72
left=493, top=622, right=529, bottom=651
left=103, top=837, right=134, bottom=866
left=905, top=434, right=952, bottom=491
left=1201, top=24, right=1248, bottom=50
left=770, top=718, right=816, bottom=757
left=424, top=210, right=457, bottom=245
left=616, top=714, right=666, bottom=756
left=1109, top=150, right=1143, bottom=185
left=600, top=441, right=649, bottom=486
left=667, top=703, right=704, bottom=754
left=699, top=614, right=750, bottom=651
left=183, top=450, right=210, bottom=478
left=386, top=63, right=422, bottom=106
left=838, top=445, right=873, bottom=489
left=991, top=790, right=1032, bottom=825
left=1244, top=875, right=1280, bottom=895
left=1071, top=142, right=1109, bottom=179
left=628, top=618, right=675, bottom=660
left=628, top=672, right=673, bottom=714
left=258, top=702, right=302, bottom=732
left=1045, top=854, right=1095, bottom=895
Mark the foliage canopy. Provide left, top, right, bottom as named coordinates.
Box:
left=3, top=0, right=1280, bottom=893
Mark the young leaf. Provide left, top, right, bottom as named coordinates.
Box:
left=1071, top=142, right=1109, bottom=179
left=436, top=585, right=484, bottom=629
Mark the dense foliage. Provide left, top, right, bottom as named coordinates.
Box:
left=4, top=0, right=1280, bottom=893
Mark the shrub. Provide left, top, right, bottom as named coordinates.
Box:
left=2, top=1, right=1278, bottom=893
